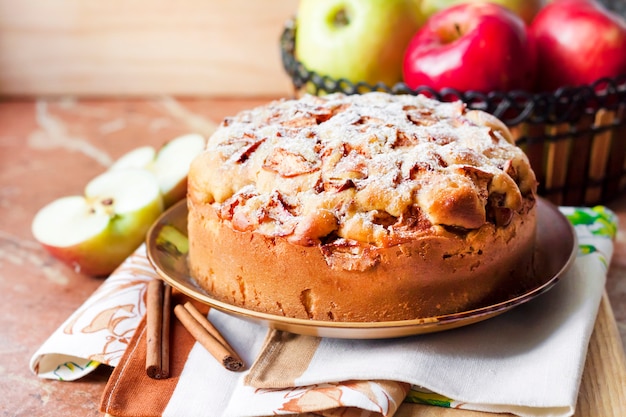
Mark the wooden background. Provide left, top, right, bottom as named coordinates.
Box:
left=0, top=0, right=298, bottom=97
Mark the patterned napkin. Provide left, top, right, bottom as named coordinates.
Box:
left=30, top=206, right=617, bottom=417
left=29, top=247, right=154, bottom=380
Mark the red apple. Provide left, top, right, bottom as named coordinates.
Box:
left=402, top=2, right=535, bottom=93
left=530, top=0, right=626, bottom=92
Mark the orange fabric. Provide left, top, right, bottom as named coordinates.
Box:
left=100, top=294, right=206, bottom=417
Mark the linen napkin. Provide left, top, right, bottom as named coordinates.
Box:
left=100, top=299, right=410, bottom=417
left=30, top=206, right=617, bottom=417
left=30, top=246, right=155, bottom=381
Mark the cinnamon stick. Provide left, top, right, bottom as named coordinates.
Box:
left=146, top=279, right=171, bottom=379
left=160, top=280, right=171, bottom=374
left=174, top=303, right=244, bottom=372
left=182, top=301, right=243, bottom=364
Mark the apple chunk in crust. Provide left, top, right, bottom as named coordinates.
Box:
left=31, top=169, right=164, bottom=276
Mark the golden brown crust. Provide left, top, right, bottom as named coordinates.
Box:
left=188, top=198, right=536, bottom=321
left=187, top=92, right=538, bottom=322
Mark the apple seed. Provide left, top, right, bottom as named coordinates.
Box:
left=332, top=8, right=349, bottom=28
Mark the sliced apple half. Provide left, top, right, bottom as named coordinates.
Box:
left=110, top=133, right=206, bottom=208
left=109, top=146, right=156, bottom=171
left=32, top=169, right=164, bottom=276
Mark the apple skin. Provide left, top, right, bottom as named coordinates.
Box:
left=420, top=0, right=542, bottom=25
left=31, top=170, right=164, bottom=276
left=529, top=0, right=626, bottom=92
left=402, top=2, right=535, bottom=93
left=295, top=0, right=422, bottom=87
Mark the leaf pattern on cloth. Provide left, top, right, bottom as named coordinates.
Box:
left=560, top=206, right=617, bottom=269
left=52, top=360, right=99, bottom=381
left=564, top=206, right=617, bottom=239
left=250, top=380, right=409, bottom=417
left=405, top=386, right=454, bottom=408
left=30, top=245, right=155, bottom=381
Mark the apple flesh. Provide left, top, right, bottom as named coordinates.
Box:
left=108, top=146, right=156, bottom=171
left=110, top=133, right=206, bottom=208
left=295, top=0, right=422, bottom=88
left=32, top=169, right=164, bottom=276
left=402, top=2, right=535, bottom=93
left=530, top=0, right=626, bottom=92
left=420, top=0, right=542, bottom=25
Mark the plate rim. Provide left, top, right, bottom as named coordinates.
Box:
left=146, top=198, right=577, bottom=337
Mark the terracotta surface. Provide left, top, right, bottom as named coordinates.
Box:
left=0, top=97, right=625, bottom=416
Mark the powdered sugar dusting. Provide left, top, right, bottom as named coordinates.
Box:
left=190, top=92, right=536, bottom=247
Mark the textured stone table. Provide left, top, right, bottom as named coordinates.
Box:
left=1, top=97, right=624, bottom=416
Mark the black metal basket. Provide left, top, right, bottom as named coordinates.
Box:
left=280, top=18, right=626, bottom=207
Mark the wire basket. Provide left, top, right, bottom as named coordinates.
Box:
left=279, top=19, right=626, bottom=207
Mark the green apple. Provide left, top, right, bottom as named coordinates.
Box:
left=420, top=0, right=543, bottom=24
left=109, top=145, right=156, bottom=171
left=31, top=169, right=164, bottom=276
left=110, top=133, right=206, bottom=208
left=295, top=0, right=423, bottom=88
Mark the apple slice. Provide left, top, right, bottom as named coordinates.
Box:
left=109, top=146, right=156, bottom=171
left=152, top=133, right=206, bottom=207
left=32, top=169, right=164, bottom=276
left=155, top=224, right=189, bottom=256
left=110, top=133, right=206, bottom=208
